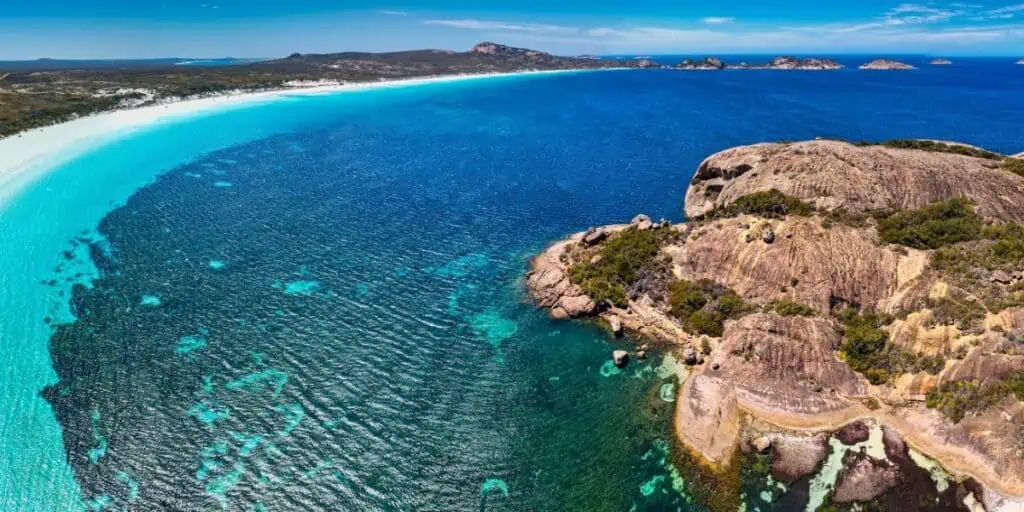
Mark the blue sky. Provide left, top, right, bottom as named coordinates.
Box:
left=3, top=1, right=1023, bottom=59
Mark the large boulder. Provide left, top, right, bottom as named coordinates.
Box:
left=684, top=140, right=1024, bottom=223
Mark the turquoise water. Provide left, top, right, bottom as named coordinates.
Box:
left=2, top=66, right=1022, bottom=510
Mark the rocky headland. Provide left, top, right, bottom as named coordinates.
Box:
left=676, top=56, right=843, bottom=70
left=860, top=59, right=917, bottom=70
left=527, top=139, right=1024, bottom=510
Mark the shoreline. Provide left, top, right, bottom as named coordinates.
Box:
left=0, top=68, right=604, bottom=208
left=528, top=225, right=1024, bottom=502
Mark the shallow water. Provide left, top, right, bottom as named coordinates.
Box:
left=4, top=65, right=1024, bottom=510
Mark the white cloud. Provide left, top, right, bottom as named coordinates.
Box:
left=700, top=17, right=736, bottom=25
left=376, top=10, right=408, bottom=16
left=423, top=19, right=579, bottom=34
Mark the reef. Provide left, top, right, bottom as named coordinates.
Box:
left=527, top=139, right=1024, bottom=510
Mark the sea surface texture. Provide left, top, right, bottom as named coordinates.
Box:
left=2, top=62, right=1023, bottom=511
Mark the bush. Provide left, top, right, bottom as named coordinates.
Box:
left=569, top=227, right=668, bottom=307
left=1004, top=158, right=1024, bottom=178
left=668, top=279, right=752, bottom=337
left=877, top=198, right=984, bottom=249
left=855, top=139, right=1003, bottom=160
left=706, top=189, right=814, bottom=220
left=838, top=309, right=940, bottom=384
left=764, top=298, right=817, bottom=317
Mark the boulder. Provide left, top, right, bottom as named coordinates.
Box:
left=631, top=214, right=654, bottom=231
left=832, top=451, right=902, bottom=503
left=762, top=227, right=775, bottom=244
left=557, top=295, right=598, bottom=318
left=609, top=317, right=623, bottom=337
left=583, top=227, right=607, bottom=246
left=636, top=350, right=648, bottom=360
left=683, top=347, right=699, bottom=365
left=992, top=270, right=1013, bottom=284
left=752, top=436, right=772, bottom=453
left=612, top=350, right=630, bottom=368
left=835, top=421, right=870, bottom=445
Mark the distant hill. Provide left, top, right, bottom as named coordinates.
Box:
left=0, top=57, right=262, bottom=71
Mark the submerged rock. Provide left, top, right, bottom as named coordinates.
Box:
left=612, top=350, right=630, bottom=368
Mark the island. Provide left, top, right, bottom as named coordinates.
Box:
left=677, top=56, right=843, bottom=70
left=1017, top=58, right=1024, bottom=65
left=929, top=58, right=953, bottom=65
left=0, top=41, right=644, bottom=138
left=859, top=59, right=917, bottom=70
left=527, top=139, right=1024, bottom=510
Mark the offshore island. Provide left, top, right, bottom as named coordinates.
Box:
left=528, top=139, right=1024, bottom=511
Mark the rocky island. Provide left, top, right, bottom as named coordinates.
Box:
left=1017, top=58, right=1024, bottom=65
left=930, top=58, right=953, bottom=65
left=528, top=139, right=1024, bottom=510
left=860, top=59, right=917, bottom=70
left=677, top=56, right=843, bottom=70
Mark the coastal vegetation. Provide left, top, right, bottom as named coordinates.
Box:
left=703, top=189, right=814, bottom=220
left=0, top=41, right=638, bottom=138
left=837, top=309, right=944, bottom=385
left=763, top=298, right=817, bottom=317
left=926, top=372, right=1024, bottom=423
left=854, top=139, right=1003, bottom=160
left=667, top=280, right=751, bottom=336
left=568, top=227, right=672, bottom=307
left=876, top=198, right=983, bottom=250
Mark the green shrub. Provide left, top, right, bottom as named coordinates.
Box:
left=925, top=372, right=1024, bottom=423
left=686, top=310, right=725, bottom=337
left=855, top=139, right=1003, bottom=160
left=877, top=198, right=984, bottom=249
left=764, top=299, right=817, bottom=317
left=668, top=280, right=708, bottom=318
left=706, top=189, right=814, bottom=220
left=1004, top=158, right=1024, bottom=177
left=568, top=227, right=668, bottom=307
left=838, top=309, right=940, bottom=384
left=668, top=279, right=752, bottom=337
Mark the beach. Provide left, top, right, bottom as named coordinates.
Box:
left=0, top=69, right=586, bottom=210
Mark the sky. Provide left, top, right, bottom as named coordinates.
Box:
left=2, top=0, right=1024, bottom=59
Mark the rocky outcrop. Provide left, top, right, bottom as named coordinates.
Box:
left=470, top=42, right=550, bottom=58
left=525, top=235, right=599, bottom=319
left=860, top=59, right=916, bottom=70
left=833, top=450, right=903, bottom=503
left=768, top=432, right=830, bottom=481
left=527, top=139, right=1024, bottom=501
left=929, top=58, right=953, bottom=65
left=677, top=56, right=842, bottom=70
left=684, top=140, right=1024, bottom=222
left=670, top=214, right=920, bottom=314
left=836, top=420, right=871, bottom=445
left=677, top=58, right=726, bottom=70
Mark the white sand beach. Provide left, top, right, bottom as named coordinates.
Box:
left=0, top=69, right=585, bottom=207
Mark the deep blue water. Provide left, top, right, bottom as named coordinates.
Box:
left=6, top=65, right=1024, bottom=511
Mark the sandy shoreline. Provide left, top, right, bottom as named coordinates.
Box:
left=0, top=68, right=597, bottom=207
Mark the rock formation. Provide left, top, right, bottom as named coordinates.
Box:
left=677, top=58, right=726, bottom=70
left=929, top=58, right=953, bottom=65
left=676, top=56, right=842, bottom=70
left=859, top=59, right=916, bottom=70
left=526, top=138, right=1024, bottom=505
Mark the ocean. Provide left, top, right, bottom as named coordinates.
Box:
left=1, top=63, right=1022, bottom=511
